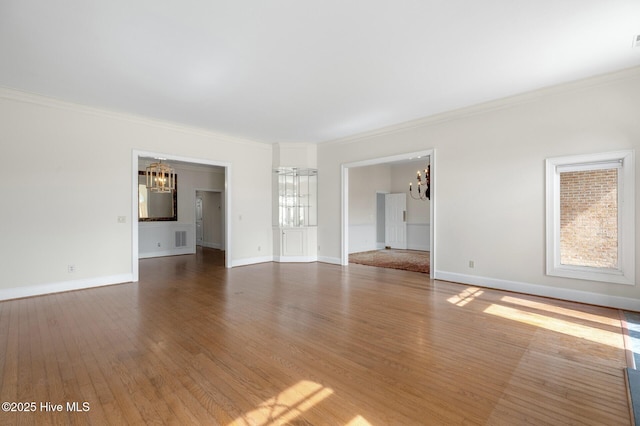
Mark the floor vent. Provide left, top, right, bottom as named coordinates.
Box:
left=175, top=231, right=187, bottom=248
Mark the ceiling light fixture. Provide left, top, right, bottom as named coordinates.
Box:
left=409, top=164, right=430, bottom=201
left=146, top=161, right=175, bottom=193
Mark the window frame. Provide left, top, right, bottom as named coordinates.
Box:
left=545, top=150, right=635, bottom=285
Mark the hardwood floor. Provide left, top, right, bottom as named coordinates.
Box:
left=0, top=247, right=632, bottom=425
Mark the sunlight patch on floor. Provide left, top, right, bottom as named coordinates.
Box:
left=484, top=303, right=624, bottom=348
left=229, top=380, right=333, bottom=426
left=447, top=287, right=484, bottom=307
left=346, top=414, right=374, bottom=425
left=499, top=296, right=619, bottom=326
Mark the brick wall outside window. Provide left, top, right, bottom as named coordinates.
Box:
left=559, top=169, right=618, bottom=268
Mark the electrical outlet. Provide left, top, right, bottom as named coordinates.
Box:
left=117, top=216, right=126, bottom=223
left=157, top=242, right=161, bottom=247
left=68, top=265, right=76, bottom=273
left=468, top=260, right=474, bottom=268
left=258, top=245, right=261, bottom=251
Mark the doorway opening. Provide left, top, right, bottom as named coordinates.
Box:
left=376, top=191, right=387, bottom=250
left=196, top=190, right=224, bottom=250
left=132, top=150, right=232, bottom=282
left=341, top=150, right=434, bottom=278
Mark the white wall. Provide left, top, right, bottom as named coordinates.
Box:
left=319, top=67, right=640, bottom=309
left=348, top=164, right=391, bottom=253
left=0, top=88, right=272, bottom=300
left=139, top=222, right=194, bottom=258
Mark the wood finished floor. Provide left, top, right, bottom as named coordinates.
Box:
left=0, top=248, right=632, bottom=425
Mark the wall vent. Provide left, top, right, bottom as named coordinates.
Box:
left=175, top=231, right=187, bottom=248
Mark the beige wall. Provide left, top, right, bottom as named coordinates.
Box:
left=2, top=66, right=639, bottom=308
left=318, top=67, right=640, bottom=308
left=0, top=89, right=272, bottom=297
left=348, top=164, right=391, bottom=225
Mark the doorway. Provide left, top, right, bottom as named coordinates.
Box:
left=132, top=150, right=232, bottom=282
left=341, top=150, right=435, bottom=278
left=195, top=190, right=224, bottom=250
left=376, top=192, right=386, bottom=249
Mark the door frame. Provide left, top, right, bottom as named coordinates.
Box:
left=376, top=191, right=389, bottom=249
left=195, top=193, right=204, bottom=245
left=132, top=149, right=232, bottom=281
left=341, top=149, right=435, bottom=279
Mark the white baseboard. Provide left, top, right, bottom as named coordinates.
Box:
left=139, top=247, right=196, bottom=259
left=198, top=241, right=222, bottom=249
left=407, top=244, right=430, bottom=251
left=348, top=246, right=378, bottom=254
left=0, top=274, right=134, bottom=301
left=274, top=255, right=319, bottom=263
left=230, top=256, right=274, bottom=267
left=318, top=256, right=342, bottom=265
left=435, top=271, right=639, bottom=311
left=233, top=255, right=341, bottom=266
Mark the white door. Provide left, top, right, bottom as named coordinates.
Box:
left=385, top=193, right=407, bottom=249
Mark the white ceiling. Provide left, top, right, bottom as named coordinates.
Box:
left=1, top=1, right=639, bottom=144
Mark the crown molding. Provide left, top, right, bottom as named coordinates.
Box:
left=4, top=65, right=639, bottom=150
left=0, top=86, right=271, bottom=149
left=320, top=66, right=640, bottom=147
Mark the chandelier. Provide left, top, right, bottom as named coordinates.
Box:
left=409, top=164, right=430, bottom=200
left=146, top=161, right=175, bottom=193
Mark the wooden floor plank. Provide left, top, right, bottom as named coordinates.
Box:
left=0, top=247, right=632, bottom=425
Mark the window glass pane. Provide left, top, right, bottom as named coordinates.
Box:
left=559, top=168, right=618, bottom=268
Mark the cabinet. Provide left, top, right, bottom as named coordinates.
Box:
left=274, top=168, right=317, bottom=227
left=273, top=167, right=318, bottom=262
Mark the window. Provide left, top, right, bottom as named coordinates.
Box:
left=546, top=150, right=635, bottom=285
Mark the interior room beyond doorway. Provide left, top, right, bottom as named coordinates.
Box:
left=344, top=152, right=433, bottom=275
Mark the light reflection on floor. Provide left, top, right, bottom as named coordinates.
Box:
left=446, top=286, right=623, bottom=348
left=484, top=303, right=623, bottom=348
left=229, top=380, right=334, bottom=426
left=345, top=414, right=374, bottom=425
left=499, top=296, right=620, bottom=326
left=446, top=287, right=484, bottom=307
